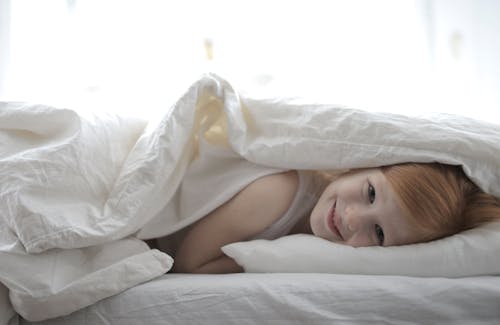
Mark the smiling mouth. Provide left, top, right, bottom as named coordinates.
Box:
left=327, top=201, right=343, bottom=240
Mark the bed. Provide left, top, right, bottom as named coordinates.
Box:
left=13, top=273, right=500, bottom=324
left=1, top=73, right=500, bottom=324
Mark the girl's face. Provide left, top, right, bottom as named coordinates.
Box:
left=310, top=168, right=421, bottom=247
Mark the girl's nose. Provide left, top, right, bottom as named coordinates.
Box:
left=344, top=206, right=359, bottom=232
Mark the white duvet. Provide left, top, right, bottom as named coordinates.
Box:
left=1, top=74, right=499, bottom=322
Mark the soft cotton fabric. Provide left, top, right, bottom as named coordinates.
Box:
left=223, top=221, right=500, bottom=276
left=18, top=273, right=500, bottom=325
left=0, top=283, right=15, bottom=325
left=1, top=73, right=499, bottom=321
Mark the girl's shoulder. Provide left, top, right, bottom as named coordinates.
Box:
left=174, top=170, right=299, bottom=273
left=246, top=170, right=299, bottom=198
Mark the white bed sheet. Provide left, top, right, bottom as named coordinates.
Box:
left=18, top=273, right=500, bottom=324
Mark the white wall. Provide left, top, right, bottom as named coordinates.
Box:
left=428, top=0, right=500, bottom=122
left=0, top=0, right=10, bottom=97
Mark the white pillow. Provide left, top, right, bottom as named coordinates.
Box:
left=222, top=221, right=500, bottom=277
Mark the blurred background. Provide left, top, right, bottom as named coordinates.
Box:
left=0, top=0, right=499, bottom=122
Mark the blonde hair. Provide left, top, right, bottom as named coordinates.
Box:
left=381, top=163, right=500, bottom=241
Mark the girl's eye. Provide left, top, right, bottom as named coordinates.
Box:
left=368, top=183, right=376, bottom=204
left=375, top=224, right=385, bottom=246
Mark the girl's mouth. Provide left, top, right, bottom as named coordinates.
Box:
left=327, top=201, right=343, bottom=240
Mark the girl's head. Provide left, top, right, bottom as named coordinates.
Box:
left=382, top=163, right=499, bottom=241
left=309, top=163, right=500, bottom=247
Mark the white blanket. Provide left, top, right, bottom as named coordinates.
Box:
left=1, top=74, right=499, bottom=321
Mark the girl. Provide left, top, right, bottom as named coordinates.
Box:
left=151, top=163, right=500, bottom=273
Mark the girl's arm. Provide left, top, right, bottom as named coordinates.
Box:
left=174, top=170, right=298, bottom=273
left=184, top=255, right=243, bottom=274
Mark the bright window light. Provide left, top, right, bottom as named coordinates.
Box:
left=1, top=0, right=499, bottom=123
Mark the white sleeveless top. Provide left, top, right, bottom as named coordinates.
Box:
left=250, top=170, right=327, bottom=240
left=154, top=170, right=328, bottom=257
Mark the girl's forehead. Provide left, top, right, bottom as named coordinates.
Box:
left=380, top=187, right=414, bottom=245
left=383, top=185, right=431, bottom=246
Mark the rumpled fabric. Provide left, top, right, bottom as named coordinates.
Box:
left=1, top=73, right=499, bottom=321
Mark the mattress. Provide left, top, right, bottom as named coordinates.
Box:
left=18, top=273, right=500, bottom=324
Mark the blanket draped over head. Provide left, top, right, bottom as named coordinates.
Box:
left=1, top=74, right=499, bottom=321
